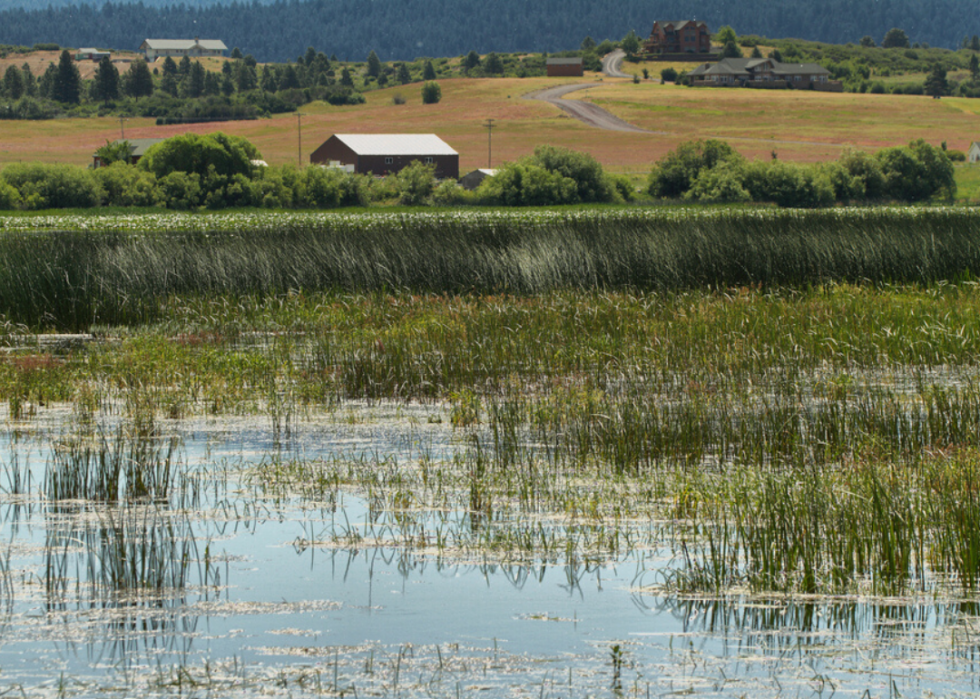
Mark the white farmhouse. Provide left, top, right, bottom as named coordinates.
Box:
left=140, top=38, right=228, bottom=61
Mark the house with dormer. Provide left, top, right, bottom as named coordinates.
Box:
left=687, top=57, right=833, bottom=87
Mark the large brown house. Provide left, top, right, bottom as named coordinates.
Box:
left=644, top=20, right=712, bottom=55
left=309, top=134, right=459, bottom=178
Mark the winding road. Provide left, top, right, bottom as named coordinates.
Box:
left=524, top=50, right=844, bottom=151
left=522, top=48, right=654, bottom=133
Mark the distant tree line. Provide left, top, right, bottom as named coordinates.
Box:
left=0, top=48, right=364, bottom=121
left=0, top=0, right=976, bottom=62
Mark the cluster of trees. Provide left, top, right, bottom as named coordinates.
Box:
left=649, top=139, right=956, bottom=207
left=474, top=146, right=634, bottom=206
left=0, top=0, right=977, bottom=62
left=0, top=137, right=633, bottom=211
left=0, top=48, right=365, bottom=121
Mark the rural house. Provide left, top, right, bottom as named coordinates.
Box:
left=644, top=20, right=712, bottom=56
left=686, top=57, right=836, bottom=89
left=140, top=38, right=228, bottom=61
left=92, top=138, right=164, bottom=167
left=970, top=142, right=980, bottom=163
left=310, top=134, right=459, bottom=179
left=546, top=57, right=584, bottom=77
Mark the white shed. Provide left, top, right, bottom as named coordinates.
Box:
left=969, top=142, right=980, bottom=163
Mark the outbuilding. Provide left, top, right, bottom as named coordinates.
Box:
left=76, top=48, right=111, bottom=61
left=970, top=142, right=980, bottom=163
left=546, top=57, right=584, bottom=77
left=459, top=169, right=497, bottom=190
left=310, top=134, right=459, bottom=179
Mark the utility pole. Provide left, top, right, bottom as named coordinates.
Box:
left=119, top=116, right=127, bottom=140
left=483, top=118, right=495, bottom=168
left=297, top=113, right=303, bottom=167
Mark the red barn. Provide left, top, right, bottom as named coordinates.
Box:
left=546, top=57, right=584, bottom=77
left=309, top=134, right=459, bottom=179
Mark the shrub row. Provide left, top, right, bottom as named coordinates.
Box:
left=649, top=139, right=956, bottom=206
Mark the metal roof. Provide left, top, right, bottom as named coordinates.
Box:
left=334, top=134, right=458, bottom=156
left=140, top=39, right=228, bottom=51
left=101, top=138, right=165, bottom=157
left=546, top=57, right=583, bottom=65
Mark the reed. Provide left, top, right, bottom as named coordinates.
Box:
left=2, top=208, right=980, bottom=329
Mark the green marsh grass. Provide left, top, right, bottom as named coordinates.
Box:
left=2, top=208, right=980, bottom=329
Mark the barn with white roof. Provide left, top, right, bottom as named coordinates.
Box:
left=309, top=134, right=459, bottom=179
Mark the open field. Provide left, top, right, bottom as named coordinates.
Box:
left=4, top=71, right=980, bottom=185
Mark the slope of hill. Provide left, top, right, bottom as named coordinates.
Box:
left=0, top=0, right=977, bottom=62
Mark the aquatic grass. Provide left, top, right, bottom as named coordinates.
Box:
left=45, top=422, right=183, bottom=504
left=2, top=208, right=980, bottom=329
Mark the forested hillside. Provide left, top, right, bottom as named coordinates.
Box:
left=0, top=0, right=977, bottom=61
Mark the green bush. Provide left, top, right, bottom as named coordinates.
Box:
left=529, top=144, right=618, bottom=203
left=685, top=161, right=752, bottom=203
left=1, top=162, right=102, bottom=209
left=0, top=177, right=21, bottom=209
left=648, top=139, right=744, bottom=198
left=741, top=160, right=834, bottom=208
left=94, top=162, right=163, bottom=207
left=660, top=67, right=678, bottom=82
left=421, top=82, right=441, bottom=104
left=157, top=171, right=202, bottom=209
left=838, top=148, right=885, bottom=200
left=476, top=162, right=577, bottom=206
left=430, top=179, right=470, bottom=206
left=303, top=166, right=371, bottom=208
left=139, top=132, right=261, bottom=181
left=875, top=139, right=955, bottom=201
left=396, top=160, right=437, bottom=206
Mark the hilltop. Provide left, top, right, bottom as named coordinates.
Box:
left=0, top=0, right=977, bottom=62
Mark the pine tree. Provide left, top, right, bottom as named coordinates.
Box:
left=160, top=71, right=179, bottom=96
left=340, top=67, right=354, bottom=87
left=397, top=63, right=411, bottom=84
left=924, top=64, right=948, bottom=97
left=123, top=60, right=154, bottom=98
left=21, top=64, right=37, bottom=97
left=464, top=51, right=480, bottom=70
left=423, top=60, right=436, bottom=80
left=183, top=61, right=206, bottom=98
left=92, top=54, right=120, bottom=103
left=366, top=50, right=381, bottom=78
left=971, top=54, right=980, bottom=84
left=2, top=65, right=24, bottom=100
left=484, top=52, right=504, bottom=74
left=53, top=49, right=81, bottom=104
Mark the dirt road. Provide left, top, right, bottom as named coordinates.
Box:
left=601, top=49, right=632, bottom=78
left=522, top=83, right=652, bottom=133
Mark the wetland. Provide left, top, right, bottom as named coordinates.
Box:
left=2, top=209, right=980, bottom=697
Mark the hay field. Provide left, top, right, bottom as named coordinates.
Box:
left=0, top=72, right=977, bottom=177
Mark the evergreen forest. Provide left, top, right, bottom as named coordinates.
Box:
left=0, top=0, right=977, bottom=62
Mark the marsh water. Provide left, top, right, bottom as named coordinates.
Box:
left=1, top=404, right=980, bottom=698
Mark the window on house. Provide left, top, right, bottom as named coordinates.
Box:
left=385, top=157, right=393, bottom=165
left=424, top=157, right=433, bottom=164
